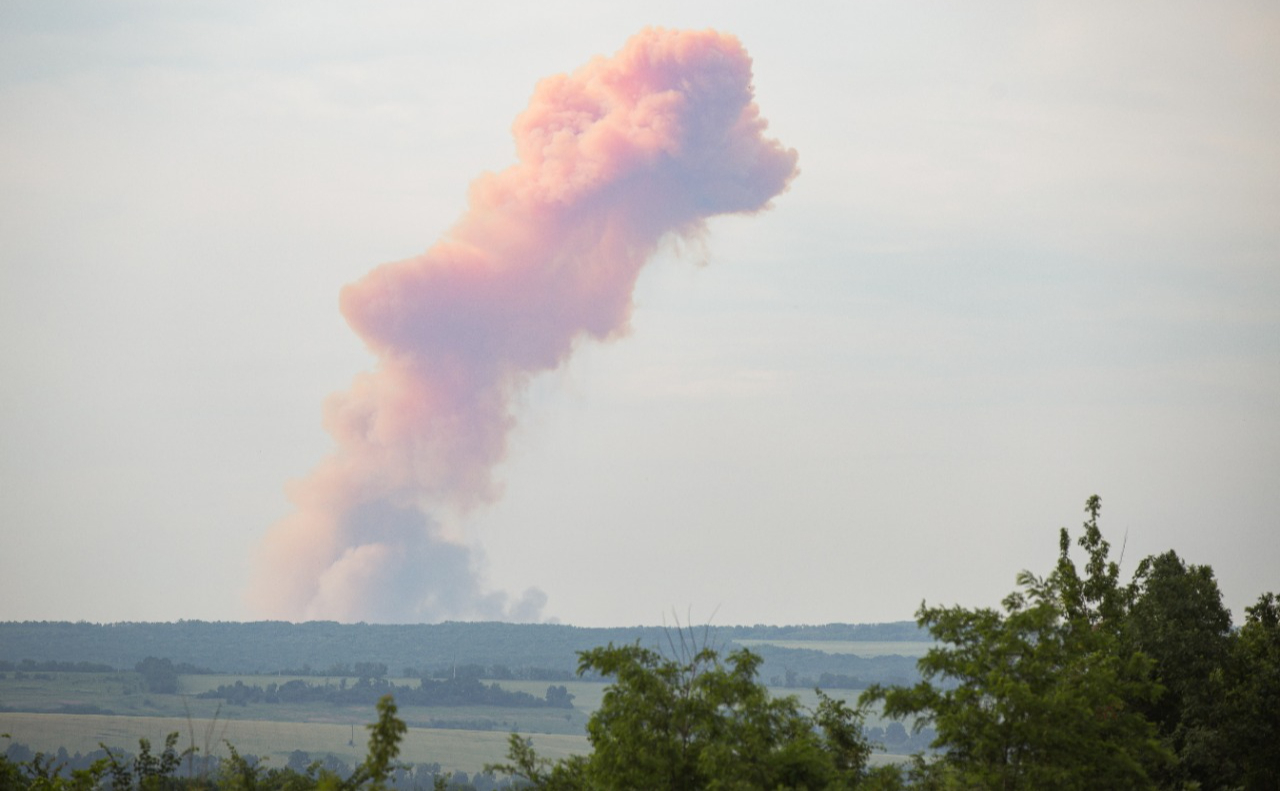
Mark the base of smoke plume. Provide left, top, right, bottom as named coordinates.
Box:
left=300, top=501, right=546, bottom=624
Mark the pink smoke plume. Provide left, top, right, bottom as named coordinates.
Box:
left=249, top=28, right=798, bottom=623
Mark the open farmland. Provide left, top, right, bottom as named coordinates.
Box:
left=0, top=672, right=593, bottom=732
left=0, top=669, right=915, bottom=773
left=0, top=711, right=590, bottom=776
left=0, top=621, right=932, bottom=775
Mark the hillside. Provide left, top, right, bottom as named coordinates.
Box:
left=0, top=620, right=927, bottom=687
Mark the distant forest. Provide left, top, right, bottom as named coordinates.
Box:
left=0, top=620, right=926, bottom=687
left=195, top=675, right=575, bottom=710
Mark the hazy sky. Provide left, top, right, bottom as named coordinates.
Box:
left=2, top=2, right=1276, bottom=628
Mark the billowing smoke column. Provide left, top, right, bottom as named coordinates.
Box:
left=249, top=28, right=798, bottom=623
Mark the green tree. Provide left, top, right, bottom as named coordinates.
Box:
left=98, top=731, right=191, bottom=790
left=134, top=657, right=179, bottom=695
left=0, top=735, right=109, bottom=791
left=218, top=741, right=267, bottom=790
left=1223, top=592, right=1280, bottom=790
left=492, top=638, right=882, bottom=790
left=1124, top=550, right=1234, bottom=788
left=0, top=735, right=30, bottom=790
left=863, top=497, right=1170, bottom=789
left=353, top=694, right=408, bottom=790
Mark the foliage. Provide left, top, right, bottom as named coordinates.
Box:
left=1222, top=593, right=1280, bottom=790
left=1124, top=549, right=1235, bottom=788
left=862, top=495, right=1280, bottom=790
left=217, top=742, right=266, bottom=791
left=98, top=731, right=193, bottom=790
left=0, top=659, right=115, bottom=674
left=863, top=497, right=1171, bottom=789
left=356, top=695, right=408, bottom=790
left=490, top=634, right=887, bottom=790
left=1, top=696, right=442, bottom=790
left=135, top=657, right=180, bottom=695
left=487, top=734, right=583, bottom=791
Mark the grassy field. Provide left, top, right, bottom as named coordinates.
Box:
left=0, top=711, right=589, bottom=775
left=0, top=673, right=593, bottom=734
left=0, top=672, right=889, bottom=724
left=0, top=671, right=131, bottom=711
left=732, top=639, right=935, bottom=657
left=0, top=711, right=909, bottom=775
left=1, top=672, right=905, bottom=772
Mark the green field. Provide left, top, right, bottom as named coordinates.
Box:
left=0, top=671, right=594, bottom=774
left=0, top=673, right=591, bottom=730
left=0, top=671, right=137, bottom=714
left=0, top=672, right=867, bottom=727
left=0, top=671, right=905, bottom=773
left=0, top=711, right=589, bottom=775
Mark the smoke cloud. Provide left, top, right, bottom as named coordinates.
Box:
left=249, top=28, right=798, bottom=622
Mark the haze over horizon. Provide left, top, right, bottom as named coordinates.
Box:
left=1, top=2, right=1276, bottom=628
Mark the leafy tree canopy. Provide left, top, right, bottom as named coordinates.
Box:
left=863, top=497, right=1171, bottom=789
left=864, top=495, right=1280, bottom=791
left=491, top=636, right=892, bottom=790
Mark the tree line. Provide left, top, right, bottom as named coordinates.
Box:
left=0, top=620, right=926, bottom=686
left=857, top=496, right=1278, bottom=789
left=495, top=496, right=1278, bottom=790
left=3, top=496, right=1275, bottom=789
left=0, top=660, right=114, bottom=674
left=194, top=675, right=574, bottom=710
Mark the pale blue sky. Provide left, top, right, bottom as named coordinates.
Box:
left=1, top=1, right=1276, bottom=626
